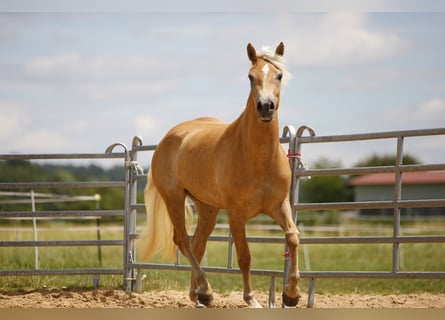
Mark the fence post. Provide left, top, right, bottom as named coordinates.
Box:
left=307, top=278, right=316, bottom=308
left=289, top=125, right=315, bottom=308
left=129, top=137, right=144, bottom=291
left=268, top=276, right=276, bottom=308
left=106, top=142, right=132, bottom=291
left=392, top=136, right=404, bottom=273
left=30, top=190, right=39, bottom=270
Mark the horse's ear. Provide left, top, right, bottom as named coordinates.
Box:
left=247, top=43, right=257, bottom=64
left=275, top=42, right=285, bottom=56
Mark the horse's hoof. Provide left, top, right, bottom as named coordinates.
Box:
left=248, top=300, right=263, bottom=308
left=195, top=302, right=207, bottom=308
left=282, top=292, right=300, bottom=307
left=197, top=293, right=214, bottom=307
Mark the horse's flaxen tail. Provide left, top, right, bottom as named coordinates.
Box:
left=138, top=168, right=193, bottom=261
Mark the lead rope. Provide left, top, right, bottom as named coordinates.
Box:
left=126, top=160, right=144, bottom=175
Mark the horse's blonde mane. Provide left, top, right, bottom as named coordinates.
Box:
left=257, top=46, right=292, bottom=86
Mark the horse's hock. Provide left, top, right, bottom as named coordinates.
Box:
left=1, top=126, right=445, bottom=308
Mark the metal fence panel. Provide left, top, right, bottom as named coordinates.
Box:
left=0, top=151, right=127, bottom=281
left=126, top=126, right=445, bottom=308
left=1, top=126, right=444, bottom=308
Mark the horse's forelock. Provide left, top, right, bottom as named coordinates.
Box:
left=256, top=46, right=292, bottom=86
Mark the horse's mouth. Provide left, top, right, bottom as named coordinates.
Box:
left=259, top=115, right=274, bottom=123
left=257, top=101, right=275, bottom=123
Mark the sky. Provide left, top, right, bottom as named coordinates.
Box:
left=1, top=4, right=444, bottom=168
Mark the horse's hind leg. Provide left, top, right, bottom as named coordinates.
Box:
left=189, top=200, right=218, bottom=305
left=164, top=193, right=214, bottom=307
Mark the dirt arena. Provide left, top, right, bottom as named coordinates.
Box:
left=1, top=289, right=444, bottom=308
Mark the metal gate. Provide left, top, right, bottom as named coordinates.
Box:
left=0, top=151, right=127, bottom=281
left=292, top=127, right=445, bottom=306
left=119, top=126, right=445, bottom=308
left=116, top=126, right=300, bottom=309
left=1, top=125, right=445, bottom=308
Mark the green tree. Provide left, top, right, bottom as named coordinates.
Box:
left=0, top=160, right=126, bottom=215
left=299, top=157, right=352, bottom=203
left=354, top=153, right=421, bottom=167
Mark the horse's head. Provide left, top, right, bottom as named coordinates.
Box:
left=247, top=42, right=288, bottom=123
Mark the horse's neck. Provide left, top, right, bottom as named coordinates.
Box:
left=231, top=97, right=281, bottom=162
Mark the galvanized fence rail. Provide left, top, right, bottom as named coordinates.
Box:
left=292, top=127, right=445, bottom=307
left=124, top=126, right=445, bottom=308
left=0, top=151, right=127, bottom=281
left=1, top=126, right=445, bottom=308
left=121, top=126, right=300, bottom=309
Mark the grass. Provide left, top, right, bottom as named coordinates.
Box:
left=0, top=215, right=444, bottom=295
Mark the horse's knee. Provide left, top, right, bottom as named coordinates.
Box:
left=286, top=231, right=300, bottom=248
left=289, top=270, right=301, bottom=284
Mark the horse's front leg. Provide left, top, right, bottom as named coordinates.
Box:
left=283, top=230, right=301, bottom=306
left=271, top=200, right=301, bottom=307
left=228, top=214, right=263, bottom=308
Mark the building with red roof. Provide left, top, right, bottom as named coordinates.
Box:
left=349, top=171, right=445, bottom=216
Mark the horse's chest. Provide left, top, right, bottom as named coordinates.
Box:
left=225, top=170, right=288, bottom=213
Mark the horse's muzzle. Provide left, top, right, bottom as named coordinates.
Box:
left=257, top=101, right=275, bottom=122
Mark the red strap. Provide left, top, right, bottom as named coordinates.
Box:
left=287, top=151, right=301, bottom=158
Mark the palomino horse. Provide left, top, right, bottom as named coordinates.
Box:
left=139, top=42, right=300, bottom=308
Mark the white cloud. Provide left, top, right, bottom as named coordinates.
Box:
left=1, top=12, right=441, bottom=167
left=383, top=98, right=445, bottom=130
left=407, top=98, right=445, bottom=128
left=282, top=13, right=406, bottom=68
left=19, top=129, right=68, bottom=151
left=19, top=53, right=183, bottom=103
left=419, top=98, right=445, bottom=114
left=78, top=80, right=178, bottom=101
left=411, top=98, right=445, bottom=128
left=0, top=102, right=29, bottom=140
left=23, top=53, right=80, bottom=80
left=134, top=115, right=158, bottom=137
left=0, top=101, right=69, bottom=153
left=337, top=67, right=399, bottom=92
left=170, top=13, right=406, bottom=75
left=138, top=24, right=211, bottom=38
left=23, top=54, right=163, bottom=82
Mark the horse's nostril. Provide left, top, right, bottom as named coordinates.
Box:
left=257, top=101, right=275, bottom=113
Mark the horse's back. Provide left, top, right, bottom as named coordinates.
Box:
left=159, top=117, right=227, bottom=148
left=165, top=117, right=226, bottom=139
left=151, top=117, right=228, bottom=196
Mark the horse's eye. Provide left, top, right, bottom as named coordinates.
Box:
left=248, top=74, right=254, bottom=83
left=276, top=73, right=283, bottom=81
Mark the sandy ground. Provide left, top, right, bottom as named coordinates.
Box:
left=0, top=289, right=444, bottom=308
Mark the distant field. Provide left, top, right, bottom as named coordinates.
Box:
left=0, top=215, right=444, bottom=295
